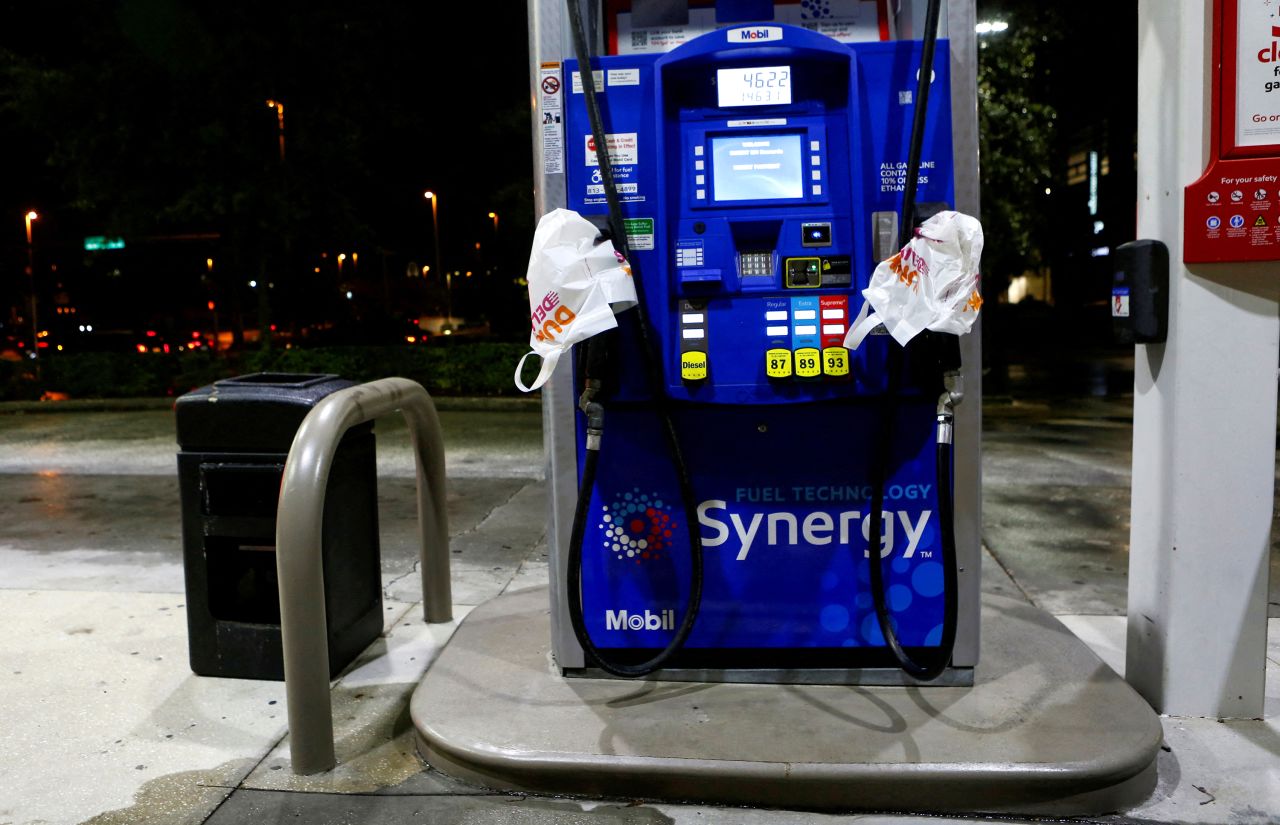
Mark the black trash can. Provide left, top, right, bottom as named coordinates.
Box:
left=175, top=373, right=383, bottom=680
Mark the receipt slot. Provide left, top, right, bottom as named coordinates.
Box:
left=552, top=23, right=977, bottom=682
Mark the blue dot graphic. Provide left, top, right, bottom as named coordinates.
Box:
left=862, top=612, right=896, bottom=645
left=912, top=562, right=945, bottom=598
left=891, top=556, right=910, bottom=574
left=820, top=604, right=850, bottom=632
left=855, top=560, right=870, bottom=583
left=820, top=571, right=839, bottom=591
left=854, top=592, right=872, bottom=609
left=624, top=492, right=633, bottom=500
left=841, top=638, right=857, bottom=648
left=924, top=623, right=944, bottom=646
left=888, top=584, right=913, bottom=612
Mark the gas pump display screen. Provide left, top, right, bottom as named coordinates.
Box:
left=711, top=134, right=804, bottom=201
left=716, top=66, right=792, bottom=107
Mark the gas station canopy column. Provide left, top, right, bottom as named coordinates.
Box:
left=1127, top=0, right=1278, bottom=719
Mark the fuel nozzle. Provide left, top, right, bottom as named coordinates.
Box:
left=580, top=393, right=605, bottom=452
left=577, top=331, right=615, bottom=452
left=936, top=368, right=963, bottom=446
left=932, top=332, right=963, bottom=446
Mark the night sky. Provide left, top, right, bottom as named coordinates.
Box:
left=2, top=1, right=536, bottom=342
left=1, top=1, right=1136, bottom=348
left=3, top=1, right=534, bottom=239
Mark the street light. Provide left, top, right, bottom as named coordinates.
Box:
left=488, top=211, right=499, bottom=232
left=265, top=99, right=286, bottom=161
left=424, top=191, right=447, bottom=321
left=24, top=211, right=39, bottom=360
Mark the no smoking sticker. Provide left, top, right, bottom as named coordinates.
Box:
left=539, top=63, right=564, bottom=175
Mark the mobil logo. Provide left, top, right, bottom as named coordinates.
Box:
left=604, top=608, right=676, bottom=632
left=728, top=26, right=783, bottom=43
left=598, top=488, right=679, bottom=565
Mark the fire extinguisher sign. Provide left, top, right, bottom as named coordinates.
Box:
left=1235, top=1, right=1280, bottom=148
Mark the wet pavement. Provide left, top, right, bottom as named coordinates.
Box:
left=986, top=354, right=1280, bottom=617
left=0, top=355, right=1277, bottom=824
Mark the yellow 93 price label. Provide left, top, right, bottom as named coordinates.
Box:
left=765, top=348, right=792, bottom=378
left=794, top=347, right=821, bottom=379
left=822, top=346, right=849, bottom=377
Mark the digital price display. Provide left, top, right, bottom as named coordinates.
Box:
left=717, top=65, right=792, bottom=107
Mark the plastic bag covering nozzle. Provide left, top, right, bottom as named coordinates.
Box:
left=845, top=211, right=984, bottom=350
left=514, top=209, right=638, bottom=392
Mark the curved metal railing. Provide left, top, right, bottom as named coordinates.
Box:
left=275, top=377, right=450, bottom=774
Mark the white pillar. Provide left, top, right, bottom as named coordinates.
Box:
left=1127, top=0, right=1277, bottom=718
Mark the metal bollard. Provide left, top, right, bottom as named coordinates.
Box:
left=275, top=377, right=451, bottom=775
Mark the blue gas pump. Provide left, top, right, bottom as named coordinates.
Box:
left=555, top=3, right=970, bottom=682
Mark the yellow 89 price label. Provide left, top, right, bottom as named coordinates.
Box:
left=765, top=348, right=792, bottom=378
left=822, top=346, right=849, bottom=377
left=794, top=347, right=821, bottom=379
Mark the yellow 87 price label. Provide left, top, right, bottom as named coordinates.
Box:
left=765, top=348, right=792, bottom=378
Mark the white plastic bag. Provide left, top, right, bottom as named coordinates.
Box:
left=514, top=209, right=638, bottom=392
left=845, top=211, right=985, bottom=349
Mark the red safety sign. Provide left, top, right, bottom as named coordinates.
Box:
left=1184, top=0, right=1280, bottom=262
left=542, top=75, right=561, bottom=95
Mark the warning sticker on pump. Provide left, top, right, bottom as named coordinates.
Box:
left=583, top=160, right=643, bottom=205
left=587, top=183, right=638, bottom=195
left=624, top=217, right=655, bottom=251
left=539, top=63, right=564, bottom=175
left=607, top=68, right=641, bottom=87
left=571, top=70, right=605, bottom=93
left=585, top=133, right=638, bottom=166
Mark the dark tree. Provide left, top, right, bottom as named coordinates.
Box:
left=1, top=0, right=534, bottom=343
left=975, top=3, right=1061, bottom=298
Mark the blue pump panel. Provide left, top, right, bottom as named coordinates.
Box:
left=562, top=25, right=954, bottom=666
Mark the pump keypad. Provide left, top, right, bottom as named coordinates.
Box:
left=739, top=251, right=773, bottom=277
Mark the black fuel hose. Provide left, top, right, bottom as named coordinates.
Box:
left=562, top=0, right=704, bottom=678
left=862, top=0, right=961, bottom=681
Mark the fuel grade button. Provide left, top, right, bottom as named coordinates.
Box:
left=681, top=351, right=708, bottom=382
left=822, top=346, right=849, bottom=377
left=765, top=348, right=792, bottom=378
left=794, top=347, right=821, bottom=378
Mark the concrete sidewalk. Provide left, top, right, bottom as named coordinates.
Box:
left=0, top=376, right=1276, bottom=824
